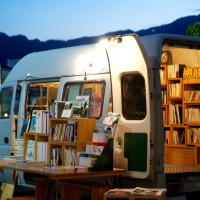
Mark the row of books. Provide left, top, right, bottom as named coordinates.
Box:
left=172, top=130, right=185, bottom=145
left=27, top=110, right=50, bottom=134
left=161, top=90, right=167, bottom=104
left=22, top=95, right=90, bottom=135
left=168, top=83, right=181, bottom=97
left=50, top=147, right=78, bottom=166
left=25, top=140, right=48, bottom=163
left=165, top=130, right=185, bottom=145
left=53, top=95, right=90, bottom=118
left=168, top=64, right=185, bottom=78
left=183, top=66, right=200, bottom=83
left=21, top=95, right=90, bottom=138
left=64, top=147, right=78, bottom=166
left=184, top=90, right=200, bottom=102
left=37, top=142, right=48, bottom=163
left=169, top=104, right=182, bottom=124
left=51, top=122, right=78, bottom=142
left=188, top=127, right=200, bottom=144
left=165, top=127, right=200, bottom=145
left=185, top=107, right=200, bottom=123
left=50, top=148, right=62, bottom=166
left=26, top=142, right=78, bottom=166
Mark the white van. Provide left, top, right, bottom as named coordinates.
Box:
left=1, top=34, right=200, bottom=191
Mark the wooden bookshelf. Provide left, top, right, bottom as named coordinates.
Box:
left=48, top=118, right=96, bottom=166
left=24, top=132, right=49, bottom=162
left=24, top=118, right=96, bottom=166
left=161, top=65, right=200, bottom=166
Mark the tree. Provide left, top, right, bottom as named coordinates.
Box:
left=186, top=22, right=200, bottom=37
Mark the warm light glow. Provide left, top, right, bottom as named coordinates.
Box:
left=4, top=113, right=8, bottom=118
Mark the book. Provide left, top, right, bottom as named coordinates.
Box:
left=132, top=187, right=167, bottom=196
left=35, top=110, right=43, bottom=133
left=168, top=64, right=186, bottom=78
left=28, top=110, right=37, bottom=132
left=28, top=110, right=50, bottom=133
left=105, top=188, right=134, bottom=196
left=61, top=101, right=74, bottom=118
left=25, top=140, right=35, bottom=161
left=103, top=112, right=119, bottom=127
left=37, top=142, right=48, bottom=163
left=42, top=110, right=50, bottom=134
left=72, top=96, right=89, bottom=118
left=54, top=101, right=66, bottom=118
left=50, top=148, right=62, bottom=166
left=103, top=112, right=119, bottom=136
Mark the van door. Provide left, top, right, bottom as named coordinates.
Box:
left=106, top=35, right=153, bottom=179
left=0, top=81, right=19, bottom=156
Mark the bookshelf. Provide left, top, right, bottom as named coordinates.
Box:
left=24, top=118, right=96, bottom=166
left=161, top=65, right=200, bottom=166
left=24, top=132, right=49, bottom=162
left=48, top=118, right=96, bottom=166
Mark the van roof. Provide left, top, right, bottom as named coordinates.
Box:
left=4, top=43, right=109, bottom=83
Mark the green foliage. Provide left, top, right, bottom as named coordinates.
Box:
left=186, top=22, right=200, bottom=37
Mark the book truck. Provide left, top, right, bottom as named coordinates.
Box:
left=4, top=33, right=200, bottom=199
left=0, top=95, right=166, bottom=200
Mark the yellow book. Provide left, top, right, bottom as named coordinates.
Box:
left=183, top=67, right=188, bottom=83
left=197, top=66, right=200, bottom=82
left=192, top=67, right=198, bottom=82
left=57, top=124, right=63, bottom=140
left=187, top=67, right=193, bottom=83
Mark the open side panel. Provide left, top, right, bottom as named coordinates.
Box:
left=106, top=35, right=153, bottom=179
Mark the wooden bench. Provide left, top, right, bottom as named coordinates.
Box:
left=62, top=180, right=111, bottom=200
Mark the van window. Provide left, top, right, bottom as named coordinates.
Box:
left=26, top=82, right=59, bottom=117
left=122, top=74, right=146, bottom=120
left=0, top=87, right=13, bottom=118
left=14, top=85, right=22, bottom=115
left=62, top=82, right=105, bottom=118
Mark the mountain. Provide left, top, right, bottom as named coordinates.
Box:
left=0, top=14, right=200, bottom=65
left=136, top=14, right=200, bottom=36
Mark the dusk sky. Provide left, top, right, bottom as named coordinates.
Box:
left=0, top=0, right=200, bottom=41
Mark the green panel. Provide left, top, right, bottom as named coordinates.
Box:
left=124, top=132, right=147, bottom=172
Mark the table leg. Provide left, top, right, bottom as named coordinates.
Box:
left=35, top=178, right=55, bottom=200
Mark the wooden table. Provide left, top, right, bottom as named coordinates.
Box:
left=3, top=162, right=125, bottom=200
